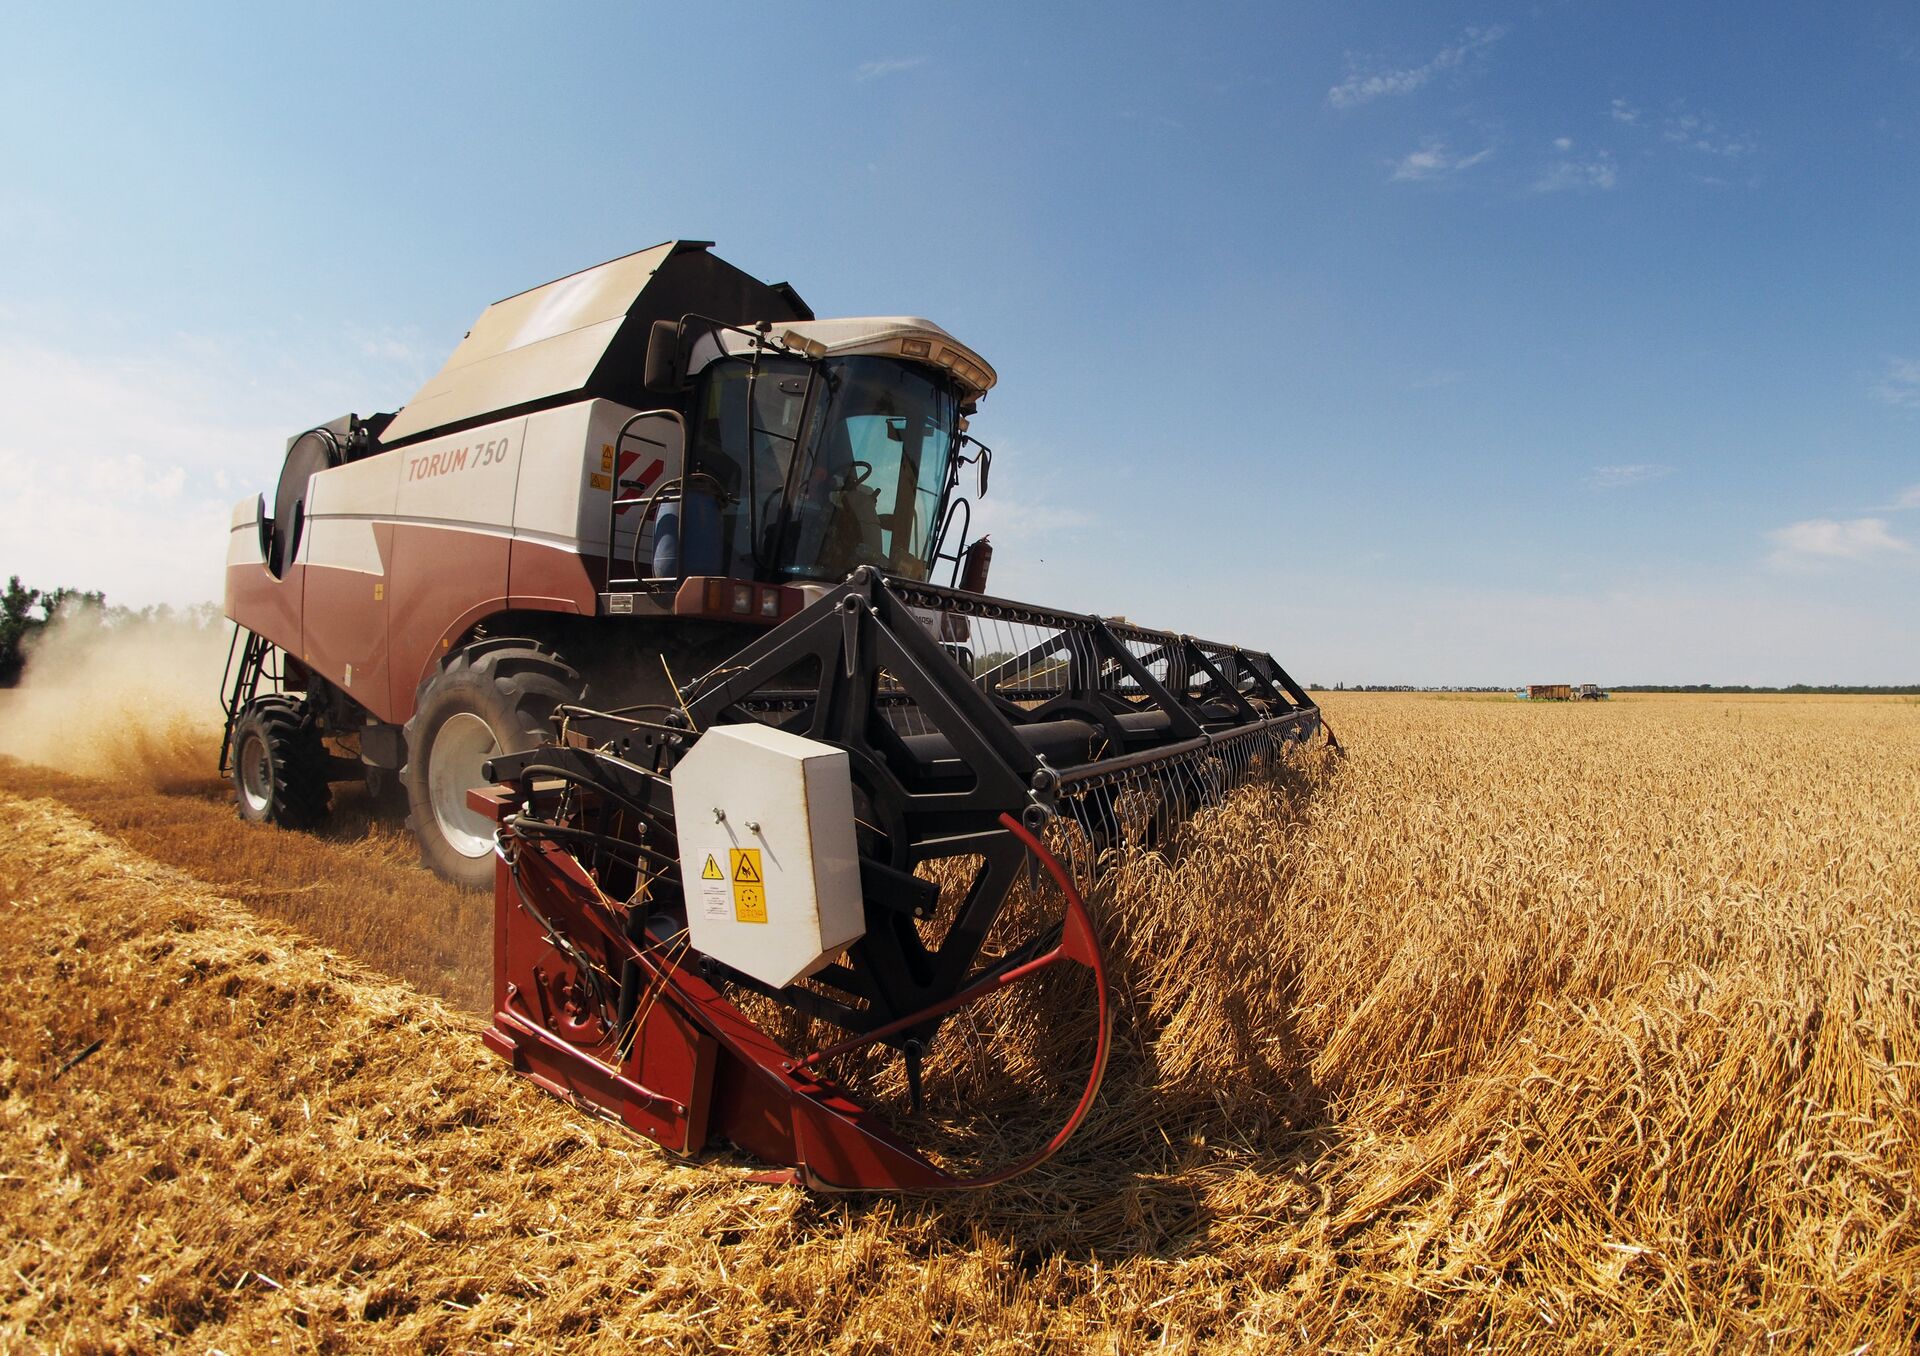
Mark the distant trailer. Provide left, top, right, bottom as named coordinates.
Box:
left=1527, top=684, right=1573, bottom=701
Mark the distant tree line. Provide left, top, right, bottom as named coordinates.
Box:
left=0, top=574, right=220, bottom=687
left=1610, top=684, right=1920, bottom=695
left=1314, top=682, right=1919, bottom=695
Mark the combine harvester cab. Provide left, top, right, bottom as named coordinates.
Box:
left=219, top=240, right=1331, bottom=1185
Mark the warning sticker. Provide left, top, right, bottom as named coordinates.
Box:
left=729, top=848, right=767, bottom=924
left=695, top=853, right=730, bottom=919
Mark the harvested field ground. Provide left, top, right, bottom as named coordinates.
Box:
left=1, top=692, right=1916, bottom=1352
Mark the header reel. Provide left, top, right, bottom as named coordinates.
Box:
left=476, top=568, right=1327, bottom=1190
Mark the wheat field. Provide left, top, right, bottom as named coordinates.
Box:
left=1, top=692, right=1916, bottom=1352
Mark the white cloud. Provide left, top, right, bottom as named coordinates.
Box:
left=0, top=339, right=282, bottom=480
left=1876, top=484, right=1920, bottom=510
left=1534, top=151, right=1618, bottom=192
left=1553, top=136, right=1574, bottom=151
left=1390, top=139, right=1494, bottom=182
left=1327, top=26, right=1506, bottom=109
left=1661, top=104, right=1755, bottom=157
left=0, top=446, right=230, bottom=607
left=855, top=56, right=926, bottom=81
left=1767, top=517, right=1912, bottom=568
left=0, top=332, right=423, bottom=607
left=1610, top=98, right=1757, bottom=172
left=1871, top=357, right=1920, bottom=408
left=1587, top=463, right=1672, bottom=488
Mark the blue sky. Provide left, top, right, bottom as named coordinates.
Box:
left=2, top=3, right=1915, bottom=684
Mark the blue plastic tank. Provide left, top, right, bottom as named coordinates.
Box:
left=651, top=486, right=723, bottom=577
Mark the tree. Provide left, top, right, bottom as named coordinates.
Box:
left=0, top=576, right=40, bottom=687
left=0, top=575, right=106, bottom=687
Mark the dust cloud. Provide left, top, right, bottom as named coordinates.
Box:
left=0, top=610, right=232, bottom=791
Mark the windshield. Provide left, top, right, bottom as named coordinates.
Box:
left=689, top=354, right=962, bottom=583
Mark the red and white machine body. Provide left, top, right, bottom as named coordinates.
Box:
left=227, top=398, right=648, bottom=726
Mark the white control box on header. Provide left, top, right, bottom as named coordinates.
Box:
left=669, top=723, right=865, bottom=989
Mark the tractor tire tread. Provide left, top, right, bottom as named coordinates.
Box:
left=400, top=639, right=585, bottom=888
left=231, top=696, right=332, bottom=829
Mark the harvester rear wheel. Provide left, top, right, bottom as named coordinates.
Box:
left=401, top=640, right=584, bottom=890
left=229, top=697, right=332, bottom=829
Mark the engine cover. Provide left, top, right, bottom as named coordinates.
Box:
left=669, top=723, right=865, bottom=989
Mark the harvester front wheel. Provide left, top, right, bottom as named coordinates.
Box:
left=401, top=640, right=584, bottom=889
left=229, top=697, right=332, bottom=829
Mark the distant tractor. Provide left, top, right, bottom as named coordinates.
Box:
left=1519, top=683, right=1608, bottom=701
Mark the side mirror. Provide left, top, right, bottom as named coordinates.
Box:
left=977, top=446, right=991, bottom=497
left=644, top=319, right=685, bottom=393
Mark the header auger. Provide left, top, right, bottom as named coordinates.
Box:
left=218, top=241, right=1330, bottom=1187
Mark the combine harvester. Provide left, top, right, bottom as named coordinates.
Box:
left=221, top=242, right=1329, bottom=1188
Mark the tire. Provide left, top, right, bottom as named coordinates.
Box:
left=401, top=639, right=584, bottom=889
left=230, top=697, right=332, bottom=829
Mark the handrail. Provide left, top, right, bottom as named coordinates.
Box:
left=929, top=495, right=971, bottom=587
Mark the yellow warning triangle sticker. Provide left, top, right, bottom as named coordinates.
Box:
left=732, top=851, right=762, bottom=884
left=700, top=854, right=724, bottom=881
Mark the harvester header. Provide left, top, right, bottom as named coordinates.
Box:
left=477, top=566, right=1324, bottom=1188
